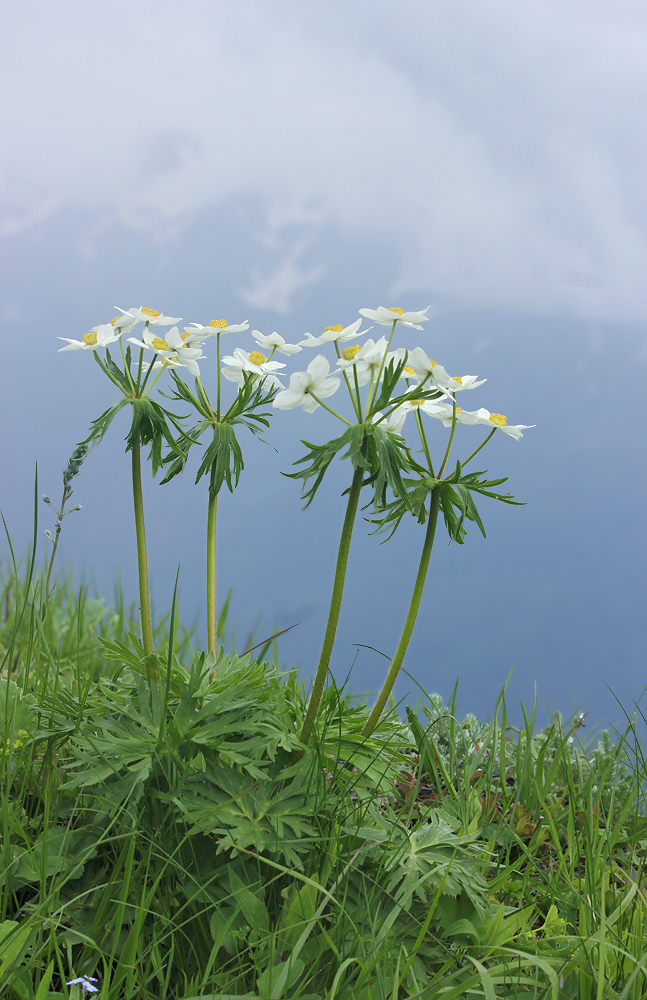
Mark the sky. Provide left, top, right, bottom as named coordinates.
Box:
left=1, top=0, right=647, bottom=731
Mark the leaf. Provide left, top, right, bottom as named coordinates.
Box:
left=257, top=958, right=304, bottom=999
left=160, top=373, right=276, bottom=491
left=287, top=422, right=415, bottom=509
left=229, top=871, right=270, bottom=934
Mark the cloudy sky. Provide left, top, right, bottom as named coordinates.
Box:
left=1, top=0, right=646, bottom=729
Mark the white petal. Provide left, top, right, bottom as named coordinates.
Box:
left=274, top=389, right=304, bottom=409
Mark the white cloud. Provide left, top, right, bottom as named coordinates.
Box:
left=2, top=0, right=647, bottom=319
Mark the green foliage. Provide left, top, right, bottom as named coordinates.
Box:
left=371, top=460, right=523, bottom=543
left=160, top=372, right=276, bottom=498
left=81, top=348, right=190, bottom=475
left=1, top=562, right=647, bottom=999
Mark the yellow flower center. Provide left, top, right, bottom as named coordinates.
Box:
left=489, top=412, right=507, bottom=427
left=209, top=319, right=228, bottom=328
left=111, top=317, right=121, bottom=326
left=152, top=337, right=169, bottom=351
left=181, top=332, right=191, bottom=341
left=248, top=351, right=267, bottom=365
left=82, top=332, right=98, bottom=346
left=452, top=376, right=463, bottom=385
left=456, top=407, right=464, bottom=414
left=324, top=325, right=344, bottom=333
left=409, top=399, right=425, bottom=407
left=403, top=366, right=415, bottom=374
left=342, top=344, right=361, bottom=361
left=141, top=307, right=160, bottom=318
left=388, top=307, right=406, bottom=315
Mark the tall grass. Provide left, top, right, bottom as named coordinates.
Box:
left=1, top=558, right=646, bottom=999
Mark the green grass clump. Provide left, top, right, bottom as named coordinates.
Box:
left=1, top=567, right=647, bottom=1000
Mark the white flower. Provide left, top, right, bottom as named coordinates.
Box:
left=221, top=347, right=285, bottom=389
left=371, top=408, right=408, bottom=436
left=406, top=348, right=485, bottom=394
left=335, top=337, right=388, bottom=386
left=390, top=397, right=451, bottom=426
left=58, top=324, right=122, bottom=352
left=128, top=325, right=204, bottom=376
left=464, top=408, right=535, bottom=440
left=109, top=313, right=137, bottom=332
left=299, top=319, right=370, bottom=347
left=187, top=319, right=249, bottom=338
left=273, top=355, right=341, bottom=413
left=251, top=330, right=302, bottom=355
left=114, top=306, right=182, bottom=326
left=67, top=977, right=99, bottom=994
left=358, top=306, right=431, bottom=330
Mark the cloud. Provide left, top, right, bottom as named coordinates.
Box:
left=2, top=0, right=647, bottom=320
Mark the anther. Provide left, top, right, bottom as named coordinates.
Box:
left=342, top=344, right=361, bottom=361
left=209, top=319, right=228, bottom=328
left=388, top=308, right=406, bottom=315
left=82, top=332, right=98, bottom=346
left=489, top=413, right=507, bottom=427
left=152, top=337, right=169, bottom=351
left=141, top=308, right=160, bottom=317
left=248, top=351, right=267, bottom=365
left=324, top=325, right=344, bottom=333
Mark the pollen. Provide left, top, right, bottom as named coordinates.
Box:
left=342, top=344, right=361, bottom=361
left=181, top=332, right=191, bottom=341
left=409, top=399, right=425, bottom=407
left=111, top=317, right=121, bottom=326
left=428, top=359, right=437, bottom=368
left=209, top=319, right=228, bottom=329
left=82, top=332, right=98, bottom=346
left=489, top=413, right=507, bottom=427
left=152, top=337, right=169, bottom=351
left=452, top=376, right=463, bottom=384
left=141, top=308, right=160, bottom=318
left=456, top=407, right=464, bottom=414
left=248, top=351, right=267, bottom=365
left=403, top=366, right=415, bottom=374
left=324, top=325, right=344, bottom=333
left=388, top=307, right=406, bottom=315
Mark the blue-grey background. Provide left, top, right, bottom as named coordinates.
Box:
left=1, top=0, right=646, bottom=729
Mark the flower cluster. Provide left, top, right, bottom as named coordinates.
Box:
left=59, top=303, right=532, bottom=444
left=270, top=305, right=533, bottom=443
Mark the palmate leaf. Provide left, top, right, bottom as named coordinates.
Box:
left=160, top=372, right=276, bottom=493
left=370, top=463, right=523, bottom=544
left=125, top=397, right=190, bottom=476
left=287, top=421, right=416, bottom=510
left=80, top=398, right=130, bottom=449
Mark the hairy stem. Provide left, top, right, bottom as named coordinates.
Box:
left=206, top=475, right=218, bottom=658
left=362, top=488, right=440, bottom=736
left=300, top=462, right=365, bottom=744
left=131, top=433, right=155, bottom=672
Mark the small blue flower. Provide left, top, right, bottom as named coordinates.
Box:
left=67, top=976, right=99, bottom=994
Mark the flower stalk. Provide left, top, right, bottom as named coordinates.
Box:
left=300, top=461, right=365, bottom=745
left=131, top=432, right=155, bottom=672
left=363, top=487, right=441, bottom=736
left=206, top=472, right=218, bottom=656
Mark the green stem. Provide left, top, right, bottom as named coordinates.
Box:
left=461, top=428, right=496, bottom=467
left=362, top=488, right=440, bottom=737
left=366, top=319, right=397, bottom=411
left=300, top=462, right=365, bottom=745
left=414, top=408, right=435, bottom=476
left=308, top=393, right=353, bottom=425
left=207, top=474, right=218, bottom=658
left=334, top=342, right=362, bottom=421
left=437, top=397, right=458, bottom=479
left=131, top=433, right=155, bottom=672
left=217, top=332, right=222, bottom=418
